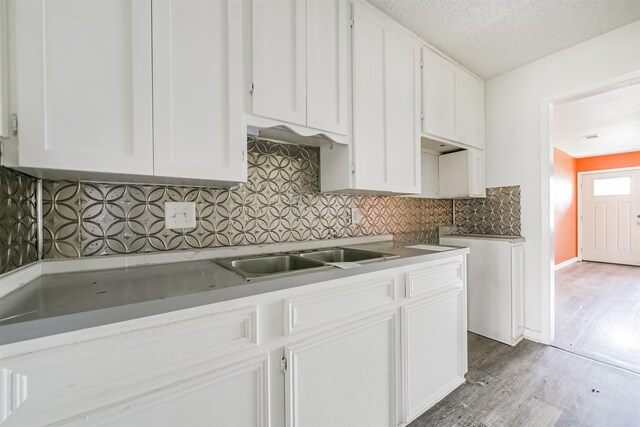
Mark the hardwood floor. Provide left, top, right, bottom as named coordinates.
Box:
left=554, top=261, right=640, bottom=373
left=409, top=333, right=640, bottom=427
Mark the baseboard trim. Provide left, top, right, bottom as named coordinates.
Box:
left=524, top=328, right=543, bottom=343
left=554, top=257, right=578, bottom=271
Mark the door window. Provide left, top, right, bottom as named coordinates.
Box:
left=592, top=176, right=631, bottom=196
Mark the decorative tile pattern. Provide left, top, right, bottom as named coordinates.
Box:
left=0, top=167, right=38, bottom=274
left=454, top=186, right=521, bottom=236
left=42, top=140, right=454, bottom=259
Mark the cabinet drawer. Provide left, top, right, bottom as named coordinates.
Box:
left=406, top=260, right=463, bottom=298
left=284, top=277, right=396, bottom=335
left=0, top=305, right=258, bottom=424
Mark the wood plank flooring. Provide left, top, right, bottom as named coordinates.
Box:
left=554, top=261, right=640, bottom=373
left=409, top=333, right=640, bottom=427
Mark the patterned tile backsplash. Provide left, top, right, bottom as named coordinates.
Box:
left=454, top=186, right=521, bottom=236
left=0, top=166, right=38, bottom=274
left=1, top=140, right=522, bottom=267
left=42, top=140, right=453, bottom=259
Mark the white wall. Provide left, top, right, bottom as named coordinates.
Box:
left=484, top=20, right=640, bottom=342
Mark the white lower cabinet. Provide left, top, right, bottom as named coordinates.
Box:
left=402, top=288, right=466, bottom=423
left=285, top=312, right=396, bottom=427
left=0, top=255, right=467, bottom=426
left=84, top=356, right=269, bottom=427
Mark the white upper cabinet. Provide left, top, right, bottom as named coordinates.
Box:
left=251, top=0, right=306, bottom=127
left=306, top=0, right=349, bottom=135
left=250, top=0, right=349, bottom=138
left=7, top=0, right=245, bottom=185
left=12, top=0, right=154, bottom=176
left=421, top=47, right=485, bottom=150
left=152, top=0, right=245, bottom=184
left=351, top=0, right=421, bottom=193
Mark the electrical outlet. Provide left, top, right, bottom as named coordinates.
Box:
left=165, top=202, right=196, bottom=229
left=350, top=207, right=361, bottom=225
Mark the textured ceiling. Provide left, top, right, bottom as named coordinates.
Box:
left=552, top=80, right=640, bottom=158
left=367, top=0, right=640, bottom=79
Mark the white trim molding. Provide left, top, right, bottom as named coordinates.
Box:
left=554, top=257, right=578, bottom=271
left=540, top=69, right=640, bottom=346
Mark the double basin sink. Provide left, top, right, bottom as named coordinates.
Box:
left=216, top=247, right=398, bottom=280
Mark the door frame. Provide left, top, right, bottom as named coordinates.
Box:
left=577, top=166, right=640, bottom=262
left=539, top=70, right=640, bottom=345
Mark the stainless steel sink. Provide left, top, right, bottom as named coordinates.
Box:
left=215, top=247, right=398, bottom=280
left=216, top=255, right=330, bottom=279
left=298, top=247, right=398, bottom=264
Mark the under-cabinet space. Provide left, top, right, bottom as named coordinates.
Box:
left=438, top=149, right=486, bottom=198
left=414, top=146, right=486, bottom=199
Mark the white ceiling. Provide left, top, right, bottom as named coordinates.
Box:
left=367, top=0, right=640, bottom=79
left=552, top=80, right=640, bottom=158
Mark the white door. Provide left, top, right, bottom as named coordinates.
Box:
left=306, top=0, right=349, bottom=135
left=352, top=1, right=420, bottom=193
left=252, top=0, right=306, bottom=126
left=582, top=169, right=640, bottom=266
left=14, top=0, right=153, bottom=175
left=285, top=312, right=397, bottom=427
left=152, top=0, right=245, bottom=183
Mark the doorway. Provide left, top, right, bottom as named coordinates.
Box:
left=580, top=168, right=640, bottom=266
left=550, top=77, right=640, bottom=373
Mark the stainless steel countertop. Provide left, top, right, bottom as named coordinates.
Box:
left=0, top=241, right=468, bottom=345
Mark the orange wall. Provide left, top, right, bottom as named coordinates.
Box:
left=553, top=150, right=640, bottom=265
left=577, top=151, right=640, bottom=172
left=553, top=148, right=578, bottom=265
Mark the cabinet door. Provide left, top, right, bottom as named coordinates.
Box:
left=252, top=0, right=306, bottom=126
left=306, top=0, right=349, bottom=135
left=455, top=70, right=485, bottom=149
left=14, top=0, right=153, bottom=175
left=77, top=357, right=269, bottom=427
left=421, top=48, right=456, bottom=141
left=468, top=148, right=486, bottom=197
left=402, top=288, right=466, bottom=423
left=285, top=312, right=397, bottom=426
left=352, top=1, right=387, bottom=191
left=152, top=0, right=245, bottom=183
left=352, top=2, right=420, bottom=193
left=385, top=27, right=421, bottom=193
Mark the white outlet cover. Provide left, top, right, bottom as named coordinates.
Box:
left=350, top=207, right=361, bottom=225
left=165, top=202, right=196, bottom=229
